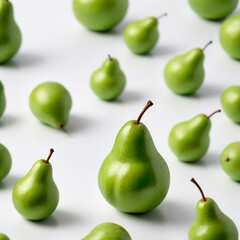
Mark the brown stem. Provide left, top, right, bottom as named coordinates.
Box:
left=191, top=178, right=206, bottom=202
left=207, top=109, right=221, bottom=119
left=157, top=13, right=167, bottom=20
left=202, top=41, right=213, bottom=51
left=225, top=158, right=230, bottom=162
left=108, top=55, right=113, bottom=61
left=136, top=101, right=153, bottom=125
left=45, top=149, right=54, bottom=164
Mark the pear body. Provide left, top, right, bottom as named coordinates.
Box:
left=124, top=17, right=159, bottom=54
left=82, top=223, right=131, bottom=240
left=0, top=144, right=11, bottom=181
left=0, top=234, right=9, bottom=240
left=98, top=120, right=170, bottom=213
left=0, top=0, right=21, bottom=63
left=29, top=82, right=72, bottom=129
left=188, top=0, right=238, bottom=20
left=73, top=0, right=128, bottom=31
left=221, top=142, right=240, bottom=181
left=165, top=48, right=205, bottom=95
left=189, top=198, right=238, bottom=240
left=0, top=81, right=6, bottom=118
left=221, top=86, right=240, bottom=123
left=169, top=114, right=211, bottom=162
left=12, top=160, right=59, bottom=220
left=220, top=15, right=240, bottom=60
left=90, top=58, right=126, bottom=101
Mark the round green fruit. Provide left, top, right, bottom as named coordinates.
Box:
left=0, top=144, right=12, bottom=181
left=0, top=233, right=10, bottom=240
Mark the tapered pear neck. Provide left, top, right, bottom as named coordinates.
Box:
left=136, top=101, right=153, bottom=125
left=191, top=178, right=206, bottom=202
left=202, top=41, right=213, bottom=52
left=45, top=148, right=54, bottom=164
left=206, top=109, right=221, bottom=119
left=157, top=13, right=167, bottom=20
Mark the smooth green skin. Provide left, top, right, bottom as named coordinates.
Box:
left=169, top=114, right=211, bottom=162
left=189, top=198, right=238, bottom=240
left=0, top=81, right=6, bottom=118
left=98, top=120, right=170, bottom=213
left=0, top=234, right=9, bottom=240
left=0, top=0, right=21, bottom=63
left=0, top=144, right=11, bottom=181
left=164, top=48, right=205, bottom=95
left=221, top=142, right=240, bottom=181
left=12, top=160, right=59, bottom=221
left=220, top=15, right=240, bottom=60
left=221, top=86, right=240, bottom=123
left=124, top=17, right=159, bottom=55
left=29, top=82, right=72, bottom=129
left=90, top=58, right=126, bottom=101
left=82, top=223, right=132, bottom=240
left=73, top=0, right=128, bottom=32
left=188, top=0, right=238, bottom=20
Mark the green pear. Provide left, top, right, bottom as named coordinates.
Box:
left=29, top=82, right=72, bottom=129
left=0, top=233, right=9, bottom=240
left=82, top=223, right=132, bottom=240
left=189, top=178, right=238, bottom=240
left=169, top=110, right=221, bottom=162
left=0, top=0, right=21, bottom=63
left=73, top=0, right=128, bottom=32
left=221, top=86, right=240, bottom=123
left=98, top=101, right=170, bottom=213
left=188, top=0, right=238, bottom=20
left=221, top=142, right=240, bottom=181
left=0, top=144, right=11, bottom=181
left=124, top=13, right=167, bottom=55
left=90, top=55, right=126, bottom=101
left=164, top=41, right=212, bottom=95
left=12, top=149, right=59, bottom=221
left=0, top=81, right=6, bottom=118
left=220, top=15, right=240, bottom=60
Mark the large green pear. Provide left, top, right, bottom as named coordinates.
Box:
left=29, top=82, right=72, bottom=129
left=73, top=0, right=128, bottom=32
left=189, top=178, right=238, bottom=240
left=188, top=0, right=238, bottom=20
left=220, top=15, right=240, bottom=60
left=98, top=101, right=170, bottom=213
left=169, top=110, right=221, bottom=162
left=0, top=0, right=21, bottom=63
left=82, top=223, right=132, bottom=240
left=164, top=41, right=212, bottom=95
left=0, top=81, right=6, bottom=118
left=12, top=149, right=59, bottom=221
left=0, top=233, right=9, bottom=240
left=0, top=144, right=11, bottom=181
left=90, top=55, right=126, bottom=101
left=124, top=14, right=167, bottom=55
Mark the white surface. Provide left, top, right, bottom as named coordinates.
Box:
left=1, top=0, right=240, bottom=239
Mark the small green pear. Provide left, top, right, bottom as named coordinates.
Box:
left=90, top=55, right=126, bottom=101
left=98, top=101, right=170, bottom=213
left=221, top=142, right=240, bottom=181
left=169, top=110, right=221, bottom=162
left=164, top=41, right=212, bottom=95
left=189, top=178, right=238, bottom=240
left=221, top=86, right=240, bottom=123
left=0, top=144, right=11, bottom=181
left=12, top=149, right=59, bottom=221
left=82, top=223, right=132, bottom=240
left=124, top=13, right=167, bottom=55
left=0, top=0, right=21, bottom=63
left=188, top=0, right=238, bottom=20
left=220, top=15, right=240, bottom=60
left=29, top=82, right=72, bottom=129
left=73, top=0, right=128, bottom=32
left=0, top=81, right=6, bottom=118
left=0, top=233, right=9, bottom=240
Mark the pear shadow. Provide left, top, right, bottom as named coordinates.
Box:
left=193, top=84, right=223, bottom=99
left=117, top=90, right=144, bottom=104
left=150, top=44, right=180, bottom=57
left=0, top=114, right=20, bottom=127
left=0, top=175, right=21, bottom=190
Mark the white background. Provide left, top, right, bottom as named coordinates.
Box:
left=1, top=0, right=240, bottom=239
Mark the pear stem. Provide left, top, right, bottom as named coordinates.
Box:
left=202, top=41, right=213, bottom=51
left=157, top=13, right=168, bottom=20
left=225, top=158, right=230, bottom=162
left=136, top=101, right=153, bottom=125
left=108, top=55, right=113, bottom=61
left=191, top=178, right=206, bottom=202
left=45, top=149, right=54, bottom=164
left=207, top=109, right=221, bottom=119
